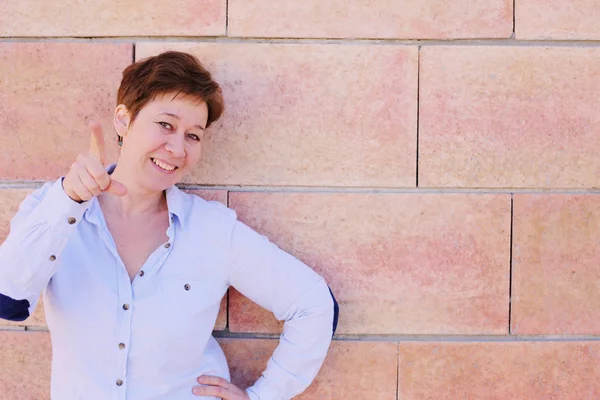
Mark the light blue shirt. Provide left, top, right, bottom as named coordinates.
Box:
left=0, top=175, right=336, bottom=400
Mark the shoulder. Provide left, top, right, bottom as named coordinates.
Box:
left=176, top=189, right=239, bottom=234
left=30, top=179, right=58, bottom=200
left=19, top=179, right=61, bottom=209
left=188, top=191, right=236, bottom=219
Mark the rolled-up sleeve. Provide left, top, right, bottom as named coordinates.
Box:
left=0, top=178, right=89, bottom=320
left=227, top=220, right=337, bottom=400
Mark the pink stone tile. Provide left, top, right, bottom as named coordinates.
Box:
left=0, top=189, right=31, bottom=243
left=229, top=0, right=512, bottom=39
left=183, top=189, right=228, bottom=205
left=218, top=339, right=398, bottom=399
left=516, top=0, right=600, bottom=39
left=0, top=331, right=51, bottom=400
left=229, top=288, right=282, bottom=333
left=512, top=194, right=600, bottom=334
left=213, top=297, right=227, bottom=331
left=136, top=43, right=417, bottom=187
left=229, top=192, right=511, bottom=335
left=420, top=46, right=600, bottom=188
left=0, top=43, right=131, bottom=180
left=399, top=341, right=600, bottom=399
left=0, top=1, right=225, bottom=36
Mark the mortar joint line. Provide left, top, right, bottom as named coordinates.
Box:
left=225, top=0, right=229, bottom=36
left=508, top=194, right=515, bottom=334
left=416, top=45, right=421, bottom=188
left=512, top=0, right=517, bottom=38
left=5, top=37, right=600, bottom=47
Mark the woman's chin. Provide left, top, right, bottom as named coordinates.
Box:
left=137, top=175, right=179, bottom=193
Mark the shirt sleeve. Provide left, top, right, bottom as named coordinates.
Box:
left=0, top=178, right=90, bottom=320
left=227, top=220, right=337, bottom=400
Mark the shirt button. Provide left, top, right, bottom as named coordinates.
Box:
left=67, top=217, right=76, bottom=225
left=49, top=255, right=56, bottom=261
left=164, top=243, right=171, bottom=249
left=116, top=379, right=123, bottom=386
left=118, top=343, right=126, bottom=350
left=122, top=304, right=130, bottom=310
left=139, top=270, right=145, bottom=277
left=184, top=284, right=191, bottom=291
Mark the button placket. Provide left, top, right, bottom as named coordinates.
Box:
left=115, top=267, right=133, bottom=394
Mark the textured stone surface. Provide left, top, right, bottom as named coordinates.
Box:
left=183, top=189, right=227, bottom=205
left=0, top=331, right=51, bottom=400
left=516, top=0, right=600, bottom=39
left=399, top=341, right=600, bottom=399
left=0, top=189, right=31, bottom=243
left=229, top=192, right=511, bottom=335
left=512, top=194, right=600, bottom=334
left=419, top=46, right=600, bottom=188
left=0, top=0, right=225, bottom=36
left=229, top=0, right=512, bottom=39
left=219, top=339, right=398, bottom=399
left=0, top=43, right=130, bottom=180
left=136, top=43, right=418, bottom=187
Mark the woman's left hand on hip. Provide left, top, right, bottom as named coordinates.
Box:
left=193, top=375, right=250, bottom=399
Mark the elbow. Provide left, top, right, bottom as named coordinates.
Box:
left=0, top=293, right=30, bottom=322
left=328, top=286, right=339, bottom=336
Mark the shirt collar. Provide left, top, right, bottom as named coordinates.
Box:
left=165, top=185, right=190, bottom=228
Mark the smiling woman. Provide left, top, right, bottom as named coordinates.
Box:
left=0, top=51, right=338, bottom=400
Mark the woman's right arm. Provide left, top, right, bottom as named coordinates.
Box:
left=0, top=121, right=126, bottom=322
left=0, top=179, right=91, bottom=321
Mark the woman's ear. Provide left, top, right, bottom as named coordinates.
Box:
left=113, top=104, right=131, bottom=138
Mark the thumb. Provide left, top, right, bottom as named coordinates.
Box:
left=104, top=179, right=128, bottom=196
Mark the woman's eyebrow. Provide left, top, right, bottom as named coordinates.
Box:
left=158, top=112, right=179, bottom=119
left=158, top=112, right=205, bottom=130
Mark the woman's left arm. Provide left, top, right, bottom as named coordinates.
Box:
left=226, top=220, right=339, bottom=400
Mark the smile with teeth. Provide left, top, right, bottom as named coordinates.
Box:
left=151, top=158, right=178, bottom=172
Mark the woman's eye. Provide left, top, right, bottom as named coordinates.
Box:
left=158, top=122, right=173, bottom=130
left=187, top=133, right=200, bottom=141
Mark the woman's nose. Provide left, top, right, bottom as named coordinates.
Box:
left=164, top=134, right=186, bottom=158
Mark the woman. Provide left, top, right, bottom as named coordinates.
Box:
left=0, top=51, right=338, bottom=400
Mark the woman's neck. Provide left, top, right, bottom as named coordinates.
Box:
left=100, top=164, right=167, bottom=218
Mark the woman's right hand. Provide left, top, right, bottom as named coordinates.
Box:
left=62, top=121, right=128, bottom=202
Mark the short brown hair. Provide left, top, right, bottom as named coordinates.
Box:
left=117, top=51, right=223, bottom=129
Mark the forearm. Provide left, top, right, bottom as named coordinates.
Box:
left=0, top=179, right=89, bottom=305
left=246, top=280, right=336, bottom=400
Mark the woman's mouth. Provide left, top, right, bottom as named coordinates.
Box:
left=151, top=158, right=179, bottom=172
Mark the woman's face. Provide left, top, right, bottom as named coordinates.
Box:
left=114, top=93, right=209, bottom=193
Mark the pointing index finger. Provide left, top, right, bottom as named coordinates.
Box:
left=88, top=121, right=105, bottom=164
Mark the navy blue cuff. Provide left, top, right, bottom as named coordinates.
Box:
left=0, top=293, right=30, bottom=322
left=328, top=286, right=339, bottom=336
